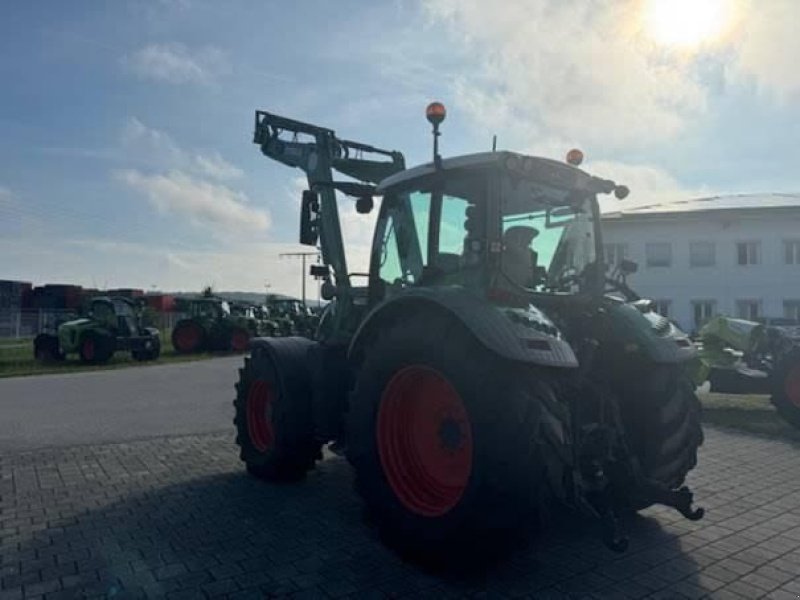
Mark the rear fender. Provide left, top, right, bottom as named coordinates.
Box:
left=347, top=288, right=578, bottom=368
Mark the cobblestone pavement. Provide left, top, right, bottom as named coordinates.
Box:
left=1, top=427, right=799, bottom=599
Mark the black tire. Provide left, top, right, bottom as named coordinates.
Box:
left=233, top=338, right=321, bottom=481
left=770, top=348, right=800, bottom=429
left=619, top=368, right=704, bottom=502
left=346, top=316, right=546, bottom=561
left=79, top=332, right=114, bottom=364
left=133, top=338, right=161, bottom=361
left=171, top=321, right=205, bottom=354
left=230, top=327, right=250, bottom=353
left=34, top=334, right=62, bottom=362
left=148, top=338, right=161, bottom=360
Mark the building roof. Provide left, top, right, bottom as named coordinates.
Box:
left=603, top=193, right=800, bottom=219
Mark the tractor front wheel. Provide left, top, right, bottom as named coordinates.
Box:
left=346, top=317, right=546, bottom=560
left=79, top=333, right=114, bottom=364
left=771, top=348, right=800, bottom=429
left=233, top=338, right=320, bottom=481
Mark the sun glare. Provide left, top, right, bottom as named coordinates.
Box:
left=644, top=0, right=733, bottom=49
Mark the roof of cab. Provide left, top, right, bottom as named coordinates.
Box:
left=376, top=151, right=592, bottom=193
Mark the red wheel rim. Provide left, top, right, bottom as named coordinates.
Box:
left=785, top=363, right=800, bottom=409
left=231, top=330, right=249, bottom=352
left=377, top=366, right=473, bottom=517
left=175, top=324, right=200, bottom=352
left=82, top=338, right=95, bottom=360
left=247, top=380, right=274, bottom=452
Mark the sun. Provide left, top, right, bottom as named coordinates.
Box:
left=643, top=0, right=734, bottom=49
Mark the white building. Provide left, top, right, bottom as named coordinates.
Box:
left=601, top=194, right=800, bottom=333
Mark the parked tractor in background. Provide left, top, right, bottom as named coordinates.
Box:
left=233, top=104, right=704, bottom=559
left=34, top=296, right=161, bottom=364
left=694, top=315, right=800, bottom=428
left=265, top=294, right=318, bottom=338
left=171, top=297, right=258, bottom=354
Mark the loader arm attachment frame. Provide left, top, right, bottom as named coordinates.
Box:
left=254, top=111, right=405, bottom=303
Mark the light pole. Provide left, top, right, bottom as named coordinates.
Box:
left=279, top=252, right=318, bottom=308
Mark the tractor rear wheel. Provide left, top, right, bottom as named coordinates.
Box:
left=34, top=334, right=63, bottom=363
left=172, top=321, right=204, bottom=354
left=233, top=338, right=320, bottom=481
left=770, top=348, right=800, bottom=429
left=346, top=317, right=546, bottom=560
left=620, top=369, right=703, bottom=505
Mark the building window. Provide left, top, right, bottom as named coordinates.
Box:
left=784, top=240, right=800, bottom=265
left=689, top=241, right=715, bottom=267
left=653, top=299, right=671, bottom=318
left=603, top=243, right=628, bottom=266
left=736, top=299, right=761, bottom=321
left=692, top=300, right=716, bottom=330
left=645, top=242, right=672, bottom=267
left=784, top=300, right=800, bottom=321
left=736, top=241, right=760, bottom=266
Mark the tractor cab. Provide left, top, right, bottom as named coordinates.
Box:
left=369, top=150, right=627, bottom=308
left=87, top=297, right=141, bottom=336
left=243, top=104, right=704, bottom=557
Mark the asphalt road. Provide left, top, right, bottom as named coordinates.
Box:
left=0, top=356, right=243, bottom=451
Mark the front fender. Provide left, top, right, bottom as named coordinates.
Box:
left=605, top=301, right=696, bottom=364
left=348, top=287, right=578, bottom=368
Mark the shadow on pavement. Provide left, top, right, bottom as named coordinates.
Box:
left=5, top=454, right=701, bottom=599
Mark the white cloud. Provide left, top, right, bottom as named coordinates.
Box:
left=122, top=117, right=244, bottom=181
left=122, top=117, right=184, bottom=164
left=126, top=43, right=227, bottom=85
left=193, top=152, right=243, bottom=180
left=731, top=0, right=800, bottom=101
left=425, top=0, right=709, bottom=149
left=423, top=0, right=800, bottom=149
left=116, top=169, right=270, bottom=234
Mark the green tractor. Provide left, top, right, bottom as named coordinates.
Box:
left=265, top=295, right=318, bottom=338
left=694, top=315, right=800, bottom=428
left=233, top=104, right=704, bottom=557
left=171, top=297, right=258, bottom=354
left=34, top=296, right=161, bottom=364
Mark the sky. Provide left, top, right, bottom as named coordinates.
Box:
left=2, top=0, right=800, bottom=298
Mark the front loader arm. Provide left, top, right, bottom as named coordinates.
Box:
left=254, top=111, right=404, bottom=292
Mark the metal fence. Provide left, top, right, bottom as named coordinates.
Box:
left=0, top=309, right=182, bottom=339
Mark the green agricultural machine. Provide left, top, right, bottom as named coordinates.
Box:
left=694, top=315, right=800, bottom=428
left=233, top=104, right=704, bottom=557
left=34, top=296, right=161, bottom=364
left=265, top=295, right=318, bottom=338
left=171, top=297, right=259, bottom=354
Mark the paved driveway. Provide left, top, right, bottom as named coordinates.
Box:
left=1, top=427, right=799, bottom=599
left=0, top=357, right=242, bottom=452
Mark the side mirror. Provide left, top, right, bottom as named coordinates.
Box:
left=356, top=196, right=374, bottom=214
left=619, top=259, right=638, bottom=275
left=614, top=185, right=630, bottom=200
left=300, top=190, right=319, bottom=246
